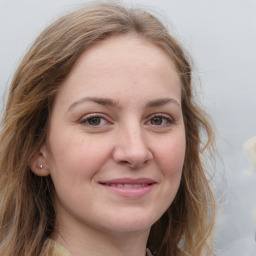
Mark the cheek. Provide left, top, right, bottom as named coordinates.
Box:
left=47, top=131, right=113, bottom=179
left=152, top=134, right=185, bottom=215
left=156, top=134, right=186, bottom=175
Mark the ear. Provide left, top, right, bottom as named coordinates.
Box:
left=29, top=145, right=50, bottom=176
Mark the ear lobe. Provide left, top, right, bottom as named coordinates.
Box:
left=29, top=145, right=50, bottom=176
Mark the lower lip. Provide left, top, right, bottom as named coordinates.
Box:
left=100, top=183, right=155, bottom=198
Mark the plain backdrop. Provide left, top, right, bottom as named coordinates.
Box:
left=1, top=0, right=256, bottom=254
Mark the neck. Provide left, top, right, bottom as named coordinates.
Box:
left=52, top=220, right=150, bottom=256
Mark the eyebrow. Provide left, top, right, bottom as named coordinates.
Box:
left=67, top=96, right=181, bottom=112
left=145, top=98, right=181, bottom=108
left=68, top=97, right=120, bottom=111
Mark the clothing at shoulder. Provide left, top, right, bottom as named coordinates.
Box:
left=41, top=238, right=155, bottom=256
left=40, top=239, right=73, bottom=256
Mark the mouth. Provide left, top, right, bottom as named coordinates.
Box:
left=103, top=183, right=152, bottom=188
left=99, top=178, right=156, bottom=198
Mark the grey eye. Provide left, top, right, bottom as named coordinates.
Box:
left=87, top=117, right=102, bottom=126
left=150, top=116, right=164, bottom=125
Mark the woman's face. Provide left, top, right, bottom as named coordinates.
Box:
left=41, top=35, right=186, bottom=237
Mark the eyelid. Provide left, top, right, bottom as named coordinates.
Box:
left=148, top=113, right=173, bottom=120
left=145, top=113, right=174, bottom=126
left=79, top=113, right=112, bottom=127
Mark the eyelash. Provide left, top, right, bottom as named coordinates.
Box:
left=80, top=113, right=174, bottom=128
left=146, top=113, right=174, bottom=127
left=79, top=114, right=110, bottom=127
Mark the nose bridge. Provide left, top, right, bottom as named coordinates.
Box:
left=113, top=120, right=153, bottom=168
left=126, top=122, right=146, bottom=150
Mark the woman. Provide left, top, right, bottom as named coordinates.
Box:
left=0, top=2, right=216, bottom=256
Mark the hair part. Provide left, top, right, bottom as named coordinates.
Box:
left=0, top=2, right=215, bottom=256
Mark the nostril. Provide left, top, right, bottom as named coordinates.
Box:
left=112, top=139, right=153, bottom=168
left=119, top=160, right=131, bottom=166
left=119, top=160, right=138, bottom=169
left=118, top=159, right=151, bottom=169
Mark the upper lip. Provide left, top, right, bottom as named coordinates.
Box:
left=99, top=178, right=156, bottom=185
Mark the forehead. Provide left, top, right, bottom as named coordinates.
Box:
left=74, top=34, right=178, bottom=77
left=54, top=35, right=181, bottom=108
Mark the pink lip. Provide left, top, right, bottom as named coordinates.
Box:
left=99, top=178, right=156, bottom=198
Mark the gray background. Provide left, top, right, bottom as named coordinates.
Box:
left=1, top=0, right=256, bottom=254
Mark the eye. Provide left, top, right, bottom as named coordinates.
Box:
left=80, top=114, right=109, bottom=127
left=147, top=114, right=173, bottom=126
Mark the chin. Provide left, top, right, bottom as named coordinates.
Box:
left=102, top=211, right=160, bottom=234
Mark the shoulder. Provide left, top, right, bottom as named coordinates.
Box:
left=40, top=239, right=73, bottom=256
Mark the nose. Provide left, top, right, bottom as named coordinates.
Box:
left=112, top=124, right=153, bottom=169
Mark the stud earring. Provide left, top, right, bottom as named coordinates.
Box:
left=39, top=164, right=43, bottom=169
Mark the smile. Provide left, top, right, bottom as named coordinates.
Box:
left=99, top=178, right=156, bottom=198
left=104, top=183, right=151, bottom=188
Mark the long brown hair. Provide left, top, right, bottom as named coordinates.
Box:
left=0, top=2, right=215, bottom=256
